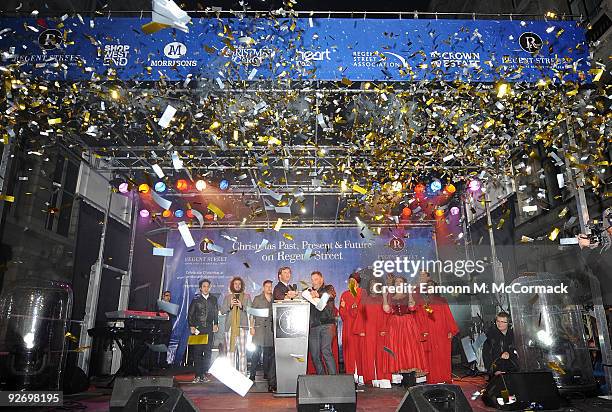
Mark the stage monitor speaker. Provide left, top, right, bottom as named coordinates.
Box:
left=395, top=384, right=473, bottom=412
left=123, top=386, right=197, bottom=412
left=110, top=376, right=175, bottom=411
left=297, top=374, right=356, bottom=412
left=62, top=365, right=89, bottom=394
left=482, top=371, right=560, bottom=410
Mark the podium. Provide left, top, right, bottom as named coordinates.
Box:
left=273, top=300, right=310, bottom=395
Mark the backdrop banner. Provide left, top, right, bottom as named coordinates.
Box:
left=0, top=17, right=589, bottom=82
left=163, top=226, right=436, bottom=365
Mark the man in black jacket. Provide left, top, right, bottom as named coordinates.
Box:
left=482, top=312, right=519, bottom=377
left=188, top=279, right=219, bottom=383
left=307, top=271, right=337, bottom=375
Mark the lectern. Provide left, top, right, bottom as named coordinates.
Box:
left=273, top=300, right=310, bottom=395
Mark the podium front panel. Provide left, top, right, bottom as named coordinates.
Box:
left=273, top=301, right=310, bottom=395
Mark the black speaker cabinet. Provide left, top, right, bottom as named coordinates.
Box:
left=297, top=374, right=356, bottom=412
left=110, top=376, right=175, bottom=411
left=124, top=386, right=197, bottom=412
left=396, top=384, right=473, bottom=412
left=483, top=371, right=561, bottom=410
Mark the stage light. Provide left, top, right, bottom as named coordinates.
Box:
left=139, top=209, right=150, bottom=218
left=176, top=179, right=188, bottom=191
left=219, top=179, right=229, bottom=190
left=450, top=206, right=460, bottom=216
left=162, top=210, right=171, bottom=218
left=391, top=181, right=403, bottom=192
left=301, top=207, right=306, bottom=214
left=138, top=184, right=150, bottom=194
left=118, top=182, right=129, bottom=193
left=186, top=209, right=194, bottom=219
left=402, top=207, right=412, bottom=217
left=445, top=184, right=456, bottom=194
left=154, top=181, right=166, bottom=192
left=429, top=179, right=442, bottom=192
left=195, top=180, right=207, bottom=191
left=246, top=342, right=257, bottom=353
left=414, top=183, right=425, bottom=194
left=110, top=88, right=120, bottom=100
left=175, top=209, right=184, bottom=218
left=468, top=179, right=481, bottom=192
left=434, top=209, right=445, bottom=218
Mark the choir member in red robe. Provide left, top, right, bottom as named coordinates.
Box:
left=383, top=276, right=427, bottom=374
left=415, top=271, right=459, bottom=384
left=339, top=273, right=363, bottom=378
left=354, top=278, right=392, bottom=384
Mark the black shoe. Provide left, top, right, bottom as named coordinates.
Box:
left=268, top=386, right=276, bottom=393
left=249, top=375, right=255, bottom=381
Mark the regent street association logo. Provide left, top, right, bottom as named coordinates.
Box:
left=352, top=50, right=408, bottom=68
left=389, top=237, right=405, bottom=252
left=38, top=29, right=63, bottom=50
left=519, top=32, right=543, bottom=53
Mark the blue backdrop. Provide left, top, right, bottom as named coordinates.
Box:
left=163, top=226, right=436, bottom=365
left=0, top=17, right=589, bottom=82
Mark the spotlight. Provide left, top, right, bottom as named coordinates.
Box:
left=110, top=88, right=120, bottom=100
left=450, top=206, right=460, bottom=216
left=176, top=179, right=188, bottom=191
left=468, top=179, right=481, bottom=192
left=414, top=183, right=425, bottom=194
left=429, top=180, right=442, bottom=192
left=162, top=210, right=171, bottom=218
left=391, top=181, right=403, bottom=192
left=301, top=206, right=306, bottom=214
left=154, top=181, right=166, bottom=192
left=246, top=341, right=257, bottom=353
left=434, top=209, right=445, bottom=218
left=195, top=180, right=207, bottom=191
left=445, top=184, right=456, bottom=194
left=138, top=184, right=150, bottom=194
left=186, top=209, right=194, bottom=219
left=175, top=209, right=184, bottom=218
left=402, top=207, right=412, bottom=217
left=139, top=209, right=150, bottom=218
left=219, top=179, right=229, bottom=190
left=118, top=182, right=129, bottom=193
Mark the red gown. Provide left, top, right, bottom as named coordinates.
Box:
left=415, top=293, right=458, bottom=383
left=387, top=296, right=427, bottom=373
left=339, top=288, right=363, bottom=375
left=354, top=294, right=392, bottom=383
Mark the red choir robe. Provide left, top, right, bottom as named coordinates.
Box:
left=353, top=294, right=392, bottom=383
left=339, top=288, right=363, bottom=375
left=386, top=296, right=427, bottom=373
left=415, top=292, right=458, bottom=383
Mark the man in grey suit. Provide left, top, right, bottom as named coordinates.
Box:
left=249, top=280, right=275, bottom=384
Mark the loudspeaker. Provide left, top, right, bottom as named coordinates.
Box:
left=396, top=384, right=473, bottom=412
left=124, top=386, right=197, bottom=412
left=297, top=375, right=356, bottom=412
left=110, top=376, right=175, bottom=411
left=482, top=371, right=560, bottom=410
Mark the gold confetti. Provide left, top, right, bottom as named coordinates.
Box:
left=47, top=118, right=62, bottom=125
left=0, top=195, right=14, bottom=202
left=141, top=21, right=170, bottom=34
left=352, top=184, right=367, bottom=195
left=282, top=233, right=294, bottom=240
left=207, top=203, right=225, bottom=219
left=549, top=228, right=560, bottom=241
left=273, top=218, right=283, bottom=232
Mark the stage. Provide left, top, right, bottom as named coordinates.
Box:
left=59, top=370, right=612, bottom=412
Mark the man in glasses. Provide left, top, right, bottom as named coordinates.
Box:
left=482, top=312, right=519, bottom=377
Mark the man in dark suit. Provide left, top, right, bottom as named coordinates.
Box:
left=273, top=266, right=298, bottom=300
left=188, top=279, right=219, bottom=383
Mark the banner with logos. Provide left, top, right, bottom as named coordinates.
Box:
left=0, top=17, right=589, bottom=83
left=162, top=226, right=436, bottom=365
